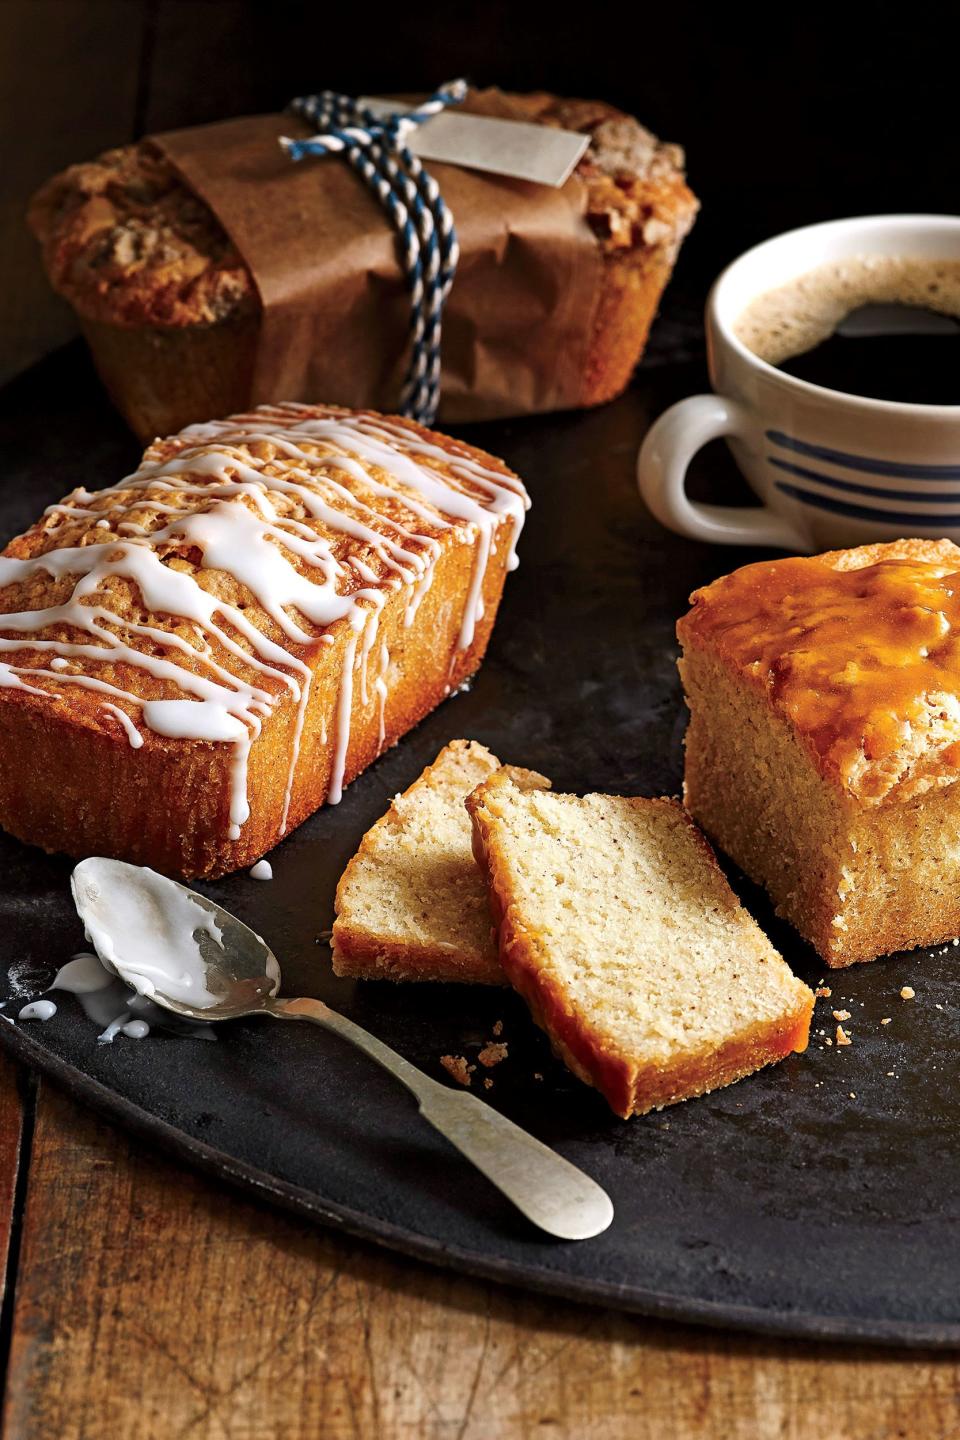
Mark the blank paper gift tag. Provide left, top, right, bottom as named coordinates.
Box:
left=360, top=98, right=590, bottom=187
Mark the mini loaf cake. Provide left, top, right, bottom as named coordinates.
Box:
left=467, top=772, right=812, bottom=1118
left=332, top=739, right=547, bottom=984
left=28, top=91, right=698, bottom=440
left=0, top=403, right=528, bottom=878
left=678, top=538, right=960, bottom=967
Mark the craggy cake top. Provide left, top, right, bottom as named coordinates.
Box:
left=28, top=90, right=697, bottom=329
left=678, top=539, right=960, bottom=806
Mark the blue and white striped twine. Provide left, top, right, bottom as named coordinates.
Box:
left=281, top=80, right=468, bottom=426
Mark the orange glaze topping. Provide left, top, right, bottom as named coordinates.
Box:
left=680, top=555, right=960, bottom=801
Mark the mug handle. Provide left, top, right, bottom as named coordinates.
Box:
left=637, top=394, right=808, bottom=549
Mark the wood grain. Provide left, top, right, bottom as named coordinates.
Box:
left=0, top=1079, right=955, bottom=1440
left=0, top=1056, right=25, bottom=1317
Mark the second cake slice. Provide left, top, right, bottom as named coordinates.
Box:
left=333, top=740, right=546, bottom=984
left=467, top=773, right=813, bottom=1118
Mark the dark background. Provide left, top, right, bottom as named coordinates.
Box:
left=2, top=0, right=957, bottom=385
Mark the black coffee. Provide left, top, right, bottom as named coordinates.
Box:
left=734, top=257, right=960, bottom=407
left=777, top=305, right=960, bottom=405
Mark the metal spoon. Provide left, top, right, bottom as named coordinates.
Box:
left=70, top=857, right=614, bottom=1241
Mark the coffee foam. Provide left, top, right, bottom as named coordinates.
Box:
left=735, top=256, right=960, bottom=367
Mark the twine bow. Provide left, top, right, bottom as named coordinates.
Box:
left=281, top=81, right=468, bottom=425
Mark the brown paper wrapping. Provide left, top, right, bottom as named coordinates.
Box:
left=153, top=91, right=604, bottom=422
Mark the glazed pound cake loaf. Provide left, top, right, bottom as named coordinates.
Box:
left=678, top=538, right=960, bottom=967
left=28, top=90, right=698, bottom=440
left=0, top=403, right=528, bottom=877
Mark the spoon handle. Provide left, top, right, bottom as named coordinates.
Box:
left=268, top=996, right=613, bottom=1241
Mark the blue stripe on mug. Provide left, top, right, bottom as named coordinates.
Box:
left=768, top=456, right=960, bottom=503
left=773, top=480, right=960, bottom=527
left=767, top=430, right=960, bottom=480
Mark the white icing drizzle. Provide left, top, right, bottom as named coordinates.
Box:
left=98, top=1012, right=131, bottom=1044
left=48, top=953, right=198, bottom=1044
left=0, top=405, right=529, bottom=842
left=249, top=859, right=273, bottom=880
left=404, top=565, right=435, bottom=627
left=375, top=641, right=390, bottom=751
left=18, top=999, right=57, bottom=1022
left=101, top=703, right=144, bottom=749
left=358, top=604, right=381, bottom=707
left=329, top=631, right=359, bottom=806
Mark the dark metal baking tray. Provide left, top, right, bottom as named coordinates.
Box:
left=1, top=343, right=955, bottom=1346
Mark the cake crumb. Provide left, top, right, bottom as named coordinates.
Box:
left=825, top=1038, right=833, bottom=1046
left=815, top=986, right=832, bottom=998
left=836, top=1025, right=852, bottom=1046
left=533, top=1071, right=543, bottom=1081
left=900, top=986, right=916, bottom=1001
left=849, top=1092, right=856, bottom=1099
left=492, top=1019, right=503, bottom=1037
left=880, top=1017, right=892, bottom=1025
left=478, top=1042, right=508, bottom=1069
left=440, top=1055, right=475, bottom=1087
left=832, top=1009, right=851, bottom=1022
left=483, top=1077, right=493, bottom=1090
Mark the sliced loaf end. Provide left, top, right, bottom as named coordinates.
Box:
left=467, top=772, right=813, bottom=1117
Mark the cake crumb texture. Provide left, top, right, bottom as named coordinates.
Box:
left=440, top=1055, right=474, bottom=1087
left=333, top=740, right=507, bottom=985
left=466, top=772, right=813, bottom=1118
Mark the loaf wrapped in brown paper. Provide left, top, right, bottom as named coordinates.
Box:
left=28, top=88, right=698, bottom=441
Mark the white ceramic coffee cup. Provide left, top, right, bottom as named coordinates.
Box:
left=637, top=214, right=960, bottom=552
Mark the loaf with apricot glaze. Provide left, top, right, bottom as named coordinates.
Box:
left=678, top=538, right=960, bottom=966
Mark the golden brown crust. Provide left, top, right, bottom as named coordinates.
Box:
left=330, top=934, right=505, bottom=986
left=0, top=407, right=523, bottom=878
left=28, top=142, right=255, bottom=329
left=529, top=94, right=698, bottom=407
left=467, top=776, right=811, bottom=1118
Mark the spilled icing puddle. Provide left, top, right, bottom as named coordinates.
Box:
left=17, top=951, right=215, bottom=1045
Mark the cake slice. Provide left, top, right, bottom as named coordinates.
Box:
left=332, top=740, right=546, bottom=984
left=466, top=773, right=812, bottom=1118
left=677, top=538, right=960, bottom=967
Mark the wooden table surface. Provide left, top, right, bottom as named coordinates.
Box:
left=0, top=1055, right=948, bottom=1438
